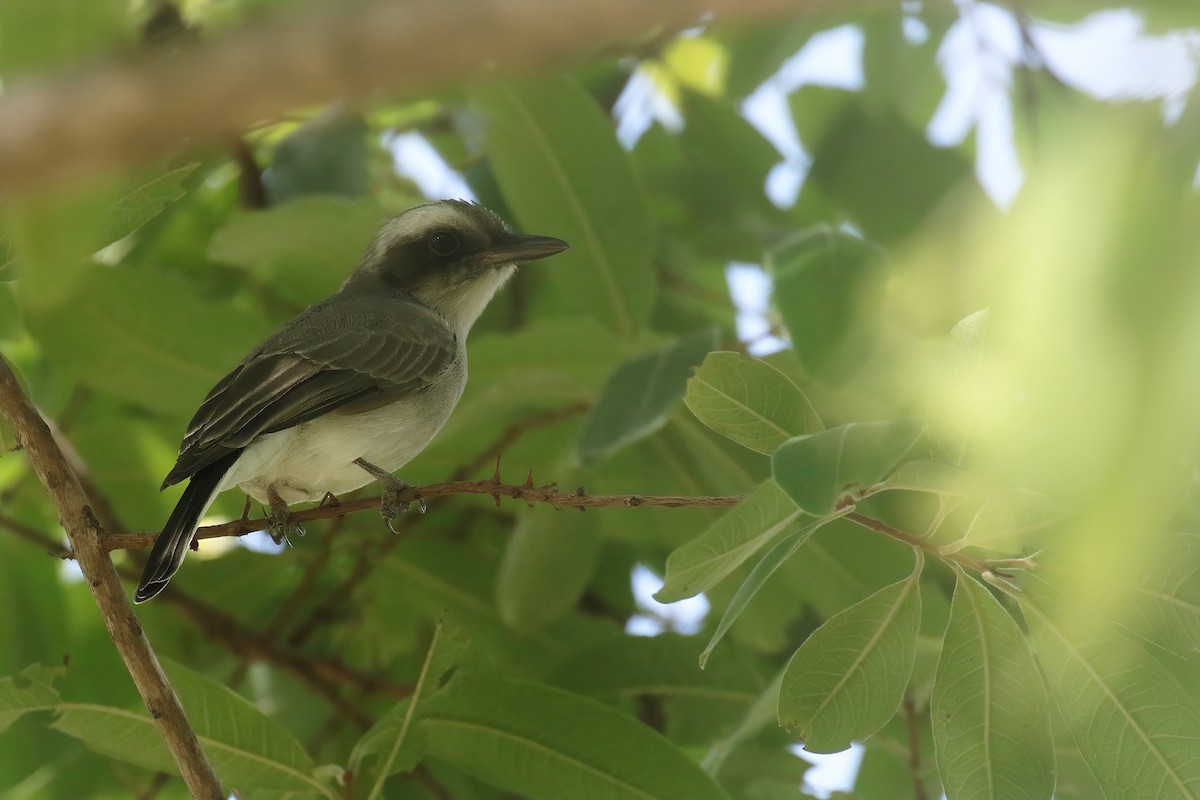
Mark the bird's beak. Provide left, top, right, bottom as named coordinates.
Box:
left=483, top=233, right=570, bottom=266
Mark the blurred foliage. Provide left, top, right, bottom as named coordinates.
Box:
left=1, top=1, right=1200, bottom=799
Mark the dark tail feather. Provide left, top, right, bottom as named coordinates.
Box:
left=135, top=451, right=240, bottom=603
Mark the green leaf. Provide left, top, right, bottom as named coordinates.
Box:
left=7, top=184, right=121, bottom=311
left=472, top=74, right=656, bottom=341
left=353, top=624, right=473, bottom=799
left=264, top=108, right=370, bottom=203
left=0, top=664, right=63, bottom=734
left=496, top=497, right=603, bottom=632
left=1121, top=532, right=1200, bottom=659
left=546, top=633, right=760, bottom=704
left=803, top=103, right=976, bottom=243
left=768, top=226, right=889, bottom=384
left=777, top=554, right=923, bottom=753
left=699, top=515, right=829, bottom=667
left=0, top=0, right=127, bottom=75
left=963, top=491, right=1070, bottom=552
left=208, top=196, right=382, bottom=306
left=772, top=417, right=925, bottom=515
left=108, top=163, right=199, bottom=243
left=932, top=575, right=1054, bottom=800
left=576, top=328, right=720, bottom=465
left=52, top=661, right=329, bottom=795
left=24, top=266, right=274, bottom=416
left=419, top=673, right=731, bottom=800
left=1023, top=597, right=1200, bottom=799
left=684, top=352, right=820, bottom=454
left=657, top=480, right=806, bottom=603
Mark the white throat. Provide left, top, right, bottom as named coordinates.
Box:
left=416, top=263, right=517, bottom=338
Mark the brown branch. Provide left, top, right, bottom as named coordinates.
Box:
left=0, top=0, right=831, bottom=199
left=902, top=695, right=928, bottom=800
left=107, top=476, right=745, bottom=552
left=0, top=355, right=224, bottom=799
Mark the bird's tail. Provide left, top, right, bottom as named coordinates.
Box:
left=135, top=452, right=240, bottom=603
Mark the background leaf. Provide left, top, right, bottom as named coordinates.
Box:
left=576, top=327, right=720, bottom=464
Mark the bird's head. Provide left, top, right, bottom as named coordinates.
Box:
left=348, top=200, right=569, bottom=336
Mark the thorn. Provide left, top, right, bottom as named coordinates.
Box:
left=524, top=469, right=534, bottom=489
left=575, top=486, right=585, bottom=496
left=491, top=454, right=502, bottom=484
left=318, top=491, right=340, bottom=509
left=490, top=490, right=501, bottom=510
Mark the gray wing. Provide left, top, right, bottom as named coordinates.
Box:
left=162, top=293, right=456, bottom=488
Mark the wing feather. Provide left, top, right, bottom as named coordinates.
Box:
left=162, top=292, right=456, bottom=487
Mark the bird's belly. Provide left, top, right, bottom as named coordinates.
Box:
left=221, top=372, right=464, bottom=505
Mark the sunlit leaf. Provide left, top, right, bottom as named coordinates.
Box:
left=657, top=480, right=806, bottom=603
left=932, top=575, right=1054, bottom=800
left=772, top=417, right=925, bottom=515
left=684, top=351, right=820, bottom=454
left=1023, top=596, right=1200, bottom=799
left=778, top=554, right=923, bottom=753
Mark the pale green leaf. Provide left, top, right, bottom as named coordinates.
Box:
left=778, top=554, right=923, bottom=753
left=472, top=74, right=656, bottom=341
left=0, top=664, right=63, bottom=734
left=108, top=163, right=199, bottom=242
left=699, top=515, right=829, bottom=667
left=932, top=575, right=1054, bottom=800
left=1024, top=597, right=1200, bottom=799
left=419, top=674, right=731, bottom=800
left=772, top=418, right=925, bottom=515
left=684, top=351, right=820, bottom=454
left=52, top=661, right=329, bottom=795
left=657, top=480, right=806, bottom=603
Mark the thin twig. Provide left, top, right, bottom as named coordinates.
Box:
left=449, top=401, right=590, bottom=481
left=0, top=354, right=224, bottom=799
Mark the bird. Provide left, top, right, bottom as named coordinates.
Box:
left=134, top=200, right=569, bottom=602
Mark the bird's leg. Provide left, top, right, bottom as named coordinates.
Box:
left=264, top=484, right=304, bottom=545
left=353, top=458, right=422, bottom=533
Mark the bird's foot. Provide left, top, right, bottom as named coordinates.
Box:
left=265, top=485, right=304, bottom=546
left=354, top=458, right=423, bottom=533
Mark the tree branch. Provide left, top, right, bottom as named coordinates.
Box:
left=106, top=473, right=745, bottom=551
left=0, top=0, right=831, bottom=199
left=0, top=355, right=224, bottom=799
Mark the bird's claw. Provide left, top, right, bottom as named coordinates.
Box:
left=354, top=457, right=420, bottom=535
left=265, top=486, right=304, bottom=546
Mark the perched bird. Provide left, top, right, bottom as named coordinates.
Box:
left=135, top=200, right=568, bottom=602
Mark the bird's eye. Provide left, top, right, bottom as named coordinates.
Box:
left=427, top=231, right=460, bottom=257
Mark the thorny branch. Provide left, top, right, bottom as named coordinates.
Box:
left=106, top=467, right=745, bottom=552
